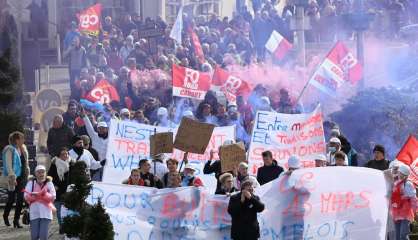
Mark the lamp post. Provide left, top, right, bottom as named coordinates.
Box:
left=343, top=0, right=374, bottom=89
left=289, top=0, right=310, bottom=67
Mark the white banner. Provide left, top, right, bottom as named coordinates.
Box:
left=89, top=167, right=389, bottom=240
left=248, top=106, right=326, bottom=175
left=103, top=119, right=235, bottom=192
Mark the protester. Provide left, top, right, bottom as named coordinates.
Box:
left=150, top=153, right=169, bottom=180
left=314, top=154, right=328, bottom=167
left=119, top=108, right=131, bottom=120
left=181, top=164, right=204, bottom=187
left=47, top=115, right=75, bottom=158
left=256, top=150, right=284, bottom=185
left=47, top=147, right=73, bottom=234
left=330, top=126, right=358, bottom=166
left=80, top=135, right=99, bottom=161
left=390, top=164, right=417, bottom=240
left=216, top=172, right=237, bottom=195
left=327, top=137, right=348, bottom=166
left=228, top=179, right=265, bottom=240
left=68, top=136, right=104, bottom=174
left=162, top=158, right=179, bottom=187
left=138, top=159, right=163, bottom=188
left=234, top=162, right=260, bottom=190
left=280, top=155, right=301, bottom=177
left=365, top=144, right=390, bottom=170
left=24, top=165, right=56, bottom=240
left=203, top=149, right=223, bottom=193
left=63, top=36, right=88, bottom=99
left=122, top=168, right=144, bottom=186
left=2, top=131, right=29, bottom=228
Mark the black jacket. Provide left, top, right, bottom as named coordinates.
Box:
left=256, top=160, right=284, bottom=185
left=364, top=159, right=389, bottom=171
left=228, top=192, right=265, bottom=240
left=47, top=125, right=75, bottom=157
left=140, top=172, right=163, bottom=189
left=203, top=160, right=222, bottom=193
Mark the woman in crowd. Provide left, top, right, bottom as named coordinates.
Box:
left=47, top=147, right=73, bottom=234
left=122, top=168, right=144, bottom=186
left=24, top=165, right=56, bottom=240
left=2, top=131, right=30, bottom=228
left=162, top=158, right=179, bottom=187
left=390, top=164, right=417, bottom=240
left=216, top=172, right=237, bottom=195
left=234, top=162, right=260, bottom=190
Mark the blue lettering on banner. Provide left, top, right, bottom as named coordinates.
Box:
left=127, top=230, right=145, bottom=240
left=252, top=131, right=271, bottom=145
left=111, top=154, right=142, bottom=171
left=256, top=112, right=269, bottom=130
left=115, top=122, right=154, bottom=141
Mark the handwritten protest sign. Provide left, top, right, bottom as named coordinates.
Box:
left=248, top=106, right=326, bottom=175
left=220, top=142, right=246, bottom=172
left=89, top=167, right=388, bottom=240
left=174, top=117, right=215, bottom=154
left=103, top=119, right=235, bottom=192
left=150, top=132, right=173, bottom=157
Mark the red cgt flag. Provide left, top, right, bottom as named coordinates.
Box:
left=77, top=3, right=102, bottom=36
left=396, top=135, right=418, bottom=185
left=212, top=66, right=252, bottom=103
left=188, top=27, right=205, bottom=64
left=85, top=79, right=120, bottom=104
left=172, top=64, right=211, bottom=100
left=309, top=41, right=363, bottom=95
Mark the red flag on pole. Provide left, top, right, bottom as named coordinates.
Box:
left=212, top=66, right=252, bottom=102
left=309, top=41, right=363, bottom=95
left=85, top=79, right=120, bottom=104
left=187, top=27, right=205, bottom=64
left=396, top=135, right=418, bottom=186
left=172, top=64, right=211, bottom=100
left=77, top=3, right=102, bottom=36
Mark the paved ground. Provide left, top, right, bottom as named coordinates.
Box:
left=0, top=209, right=62, bottom=240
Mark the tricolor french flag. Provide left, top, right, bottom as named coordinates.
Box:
left=265, top=30, right=292, bottom=60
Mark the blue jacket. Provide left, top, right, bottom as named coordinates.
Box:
left=2, top=145, right=22, bottom=177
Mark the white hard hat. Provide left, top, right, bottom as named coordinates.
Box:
left=35, top=165, right=46, bottom=172
left=120, top=108, right=130, bottom=115
left=398, top=164, right=410, bottom=176
left=157, top=107, right=168, bottom=116
left=223, top=139, right=235, bottom=146
left=329, top=137, right=341, bottom=145
left=184, top=164, right=196, bottom=171
left=389, top=160, right=401, bottom=169
left=97, top=121, right=108, bottom=128
left=315, top=154, right=327, bottom=162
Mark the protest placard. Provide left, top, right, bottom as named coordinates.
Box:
left=174, top=117, right=215, bottom=154
left=220, top=142, right=246, bottom=172
left=90, top=167, right=389, bottom=240
left=248, top=105, right=326, bottom=175
left=102, top=119, right=235, bottom=192
left=150, top=132, right=173, bottom=157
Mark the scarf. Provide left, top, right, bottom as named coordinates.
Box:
left=72, top=146, right=84, bottom=157
left=54, top=157, right=70, bottom=181
left=98, top=132, right=108, bottom=139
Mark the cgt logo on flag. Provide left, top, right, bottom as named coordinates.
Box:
left=172, top=64, right=211, bottom=100
left=77, top=3, right=102, bottom=36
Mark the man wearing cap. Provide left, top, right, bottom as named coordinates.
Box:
left=390, top=164, right=417, bottom=240
left=155, top=107, right=176, bottom=127
left=315, top=154, right=328, bottom=167
left=181, top=164, right=204, bottom=187
left=257, top=150, right=284, bottom=185
left=280, top=155, right=301, bottom=177
left=68, top=136, right=103, bottom=174
left=327, top=137, right=348, bottom=166
left=330, top=126, right=358, bottom=166
left=365, top=144, right=389, bottom=171
left=228, top=179, right=265, bottom=240
left=80, top=108, right=108, bottom=180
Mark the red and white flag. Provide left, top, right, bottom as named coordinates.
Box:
left=265, top=30, right=292, bottom=60
left=396, top=135, right=418, bottom=185
left=77, top=3, right=102, bottom=36
left=85, top=79, right=120, bottom=104
left=212, top=66, right=252, bottom=103
left=309, top=41, right=363, bottom=95
left=172, top=64, right=211, bottom=100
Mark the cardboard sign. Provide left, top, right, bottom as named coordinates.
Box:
left=220, top=142, right=246, bottom=172
left=174, top=118, right=215, bottom=154
left=150, top=132, right=173, bottom=157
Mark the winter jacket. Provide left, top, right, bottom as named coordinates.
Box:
left=24, top=176, right=56, bottom=220
left=203, top=160, right=222, bottom=193
left=256, top=160, right=284, bottom=185
left=364, top=159, right=389, bottom=171
left=228, top=192, right=265, bottom=240
left=47, top=125, right=75, bottom=157
left=48, top=158, right=73, bottom=201
left=391, top=179, right=417, bottom=221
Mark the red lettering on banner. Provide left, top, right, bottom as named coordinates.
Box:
left=113, top=139, right=148, bottom=155
left=161, top=193, right=179, bottom=218
left=320, top=191, right=371, bottom=214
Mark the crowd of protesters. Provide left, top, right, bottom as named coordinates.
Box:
left=2, top=0, right=418, bottom=239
